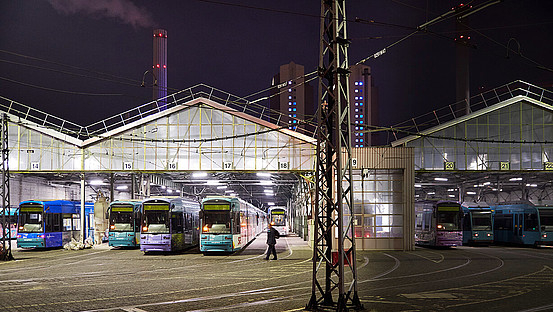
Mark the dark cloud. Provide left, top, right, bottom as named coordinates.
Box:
left=47, top=0, right=155, bottom=29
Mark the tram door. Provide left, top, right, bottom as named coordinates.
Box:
left=514, top=214, right=522, bottom=243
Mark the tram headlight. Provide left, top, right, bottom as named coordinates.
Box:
left=543, top=234, right=547, bottom=238
left=474, top=233, right=479, bottom=237
left=202, top=225, right=209, bottom=232
left=110, top=225, right=115, bottom=230
left=142, top=226, right=148, bottom=232
left=437, top=224, right=443, bottom=229
left=18, top=226, right=23, bottom=231
left=487, top=233, right=491, bottom=237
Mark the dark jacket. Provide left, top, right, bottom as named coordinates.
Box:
left=267, top=227, right=280, bottom=245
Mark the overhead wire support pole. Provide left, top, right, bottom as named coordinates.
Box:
left=1, top=113, right=13, bottom=261
left=307, top=0, right=362, bottom=311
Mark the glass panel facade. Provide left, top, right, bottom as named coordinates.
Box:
left=8, top=104, right=316, bottom=172
left=350, top=169, right=404, bottom=239
left=407, top=102, right=553, bottom=170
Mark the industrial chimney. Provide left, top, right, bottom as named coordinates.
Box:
left=153, top=29, right=167, bottom=110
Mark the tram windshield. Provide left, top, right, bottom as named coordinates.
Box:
left=471, top=211, right=492, bottom=231
left=18, top=212, right=43, bottom=233
left=538, top=209, right=553, bottom=231
left=270, top=214, right=286, bottom=226
left=436, top=205, right=461, bottom=231
left=142, top=210, right=169, bottom=234
left=109, top=210, right=133, bottom=232
left=202, top=210, right=231, bottom=234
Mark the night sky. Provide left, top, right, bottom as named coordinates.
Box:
left=0, top=0, right=551, bottom=135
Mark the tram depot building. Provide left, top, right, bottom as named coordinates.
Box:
left=2, top=80, right=552, bottom=251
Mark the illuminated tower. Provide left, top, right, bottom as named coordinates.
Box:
left=153, top=29, right=167, bottom=110
left=349, top=64, right=378, bottom=146
left=269, top=62, right=314, bottom=133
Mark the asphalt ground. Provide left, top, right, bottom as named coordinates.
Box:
left=1, top=235, right=553, bottom=312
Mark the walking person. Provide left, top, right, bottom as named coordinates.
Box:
left=265, top=223, right=280, bottom=260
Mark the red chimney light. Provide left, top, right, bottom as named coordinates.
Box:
left=156, top=64, right=160, bottom=68
left=163, top=65, right=166, bottom=69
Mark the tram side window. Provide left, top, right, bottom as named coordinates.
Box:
left=415, top=213, right=422, bottom=230
left=462, top=213, right=471, bottom=231
left=172, top=212, right=184, bottom=233
left=72, top=214, right=81, bottom=231
left=423, top=212, right=431, bottom=231
left=494, top=214, right=513, bottom=230
left=63, top=214, right=73, bottom=231
left=135, top=212, right=141, bottom=232
left=524, top=213, right=538, bottom=231
left=46, top=213, right=62, bottom=232
left=234, top=211, right=241, bottom=233
left=186, top=213, right=193, bottom=229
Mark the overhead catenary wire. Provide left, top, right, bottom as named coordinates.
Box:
left=0, top=49, right=139, bottom=84
left=459, top=21, right=553, bottom=73
left=0, top=76, right=125, bottom=97
left=351, top=20, right=553, bottom=41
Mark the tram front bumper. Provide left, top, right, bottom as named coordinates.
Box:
left=109, top=232, right=137, bottom=247
left=200, top=235, right=233, bottom=252
left=140, top=234, right=171, bottom=252
left=17, top=238, right=44, bottom=248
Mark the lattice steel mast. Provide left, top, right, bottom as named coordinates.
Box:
left=307, top=0, right=362, bottom=310
left=1, top=113, right=13, bottom=261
